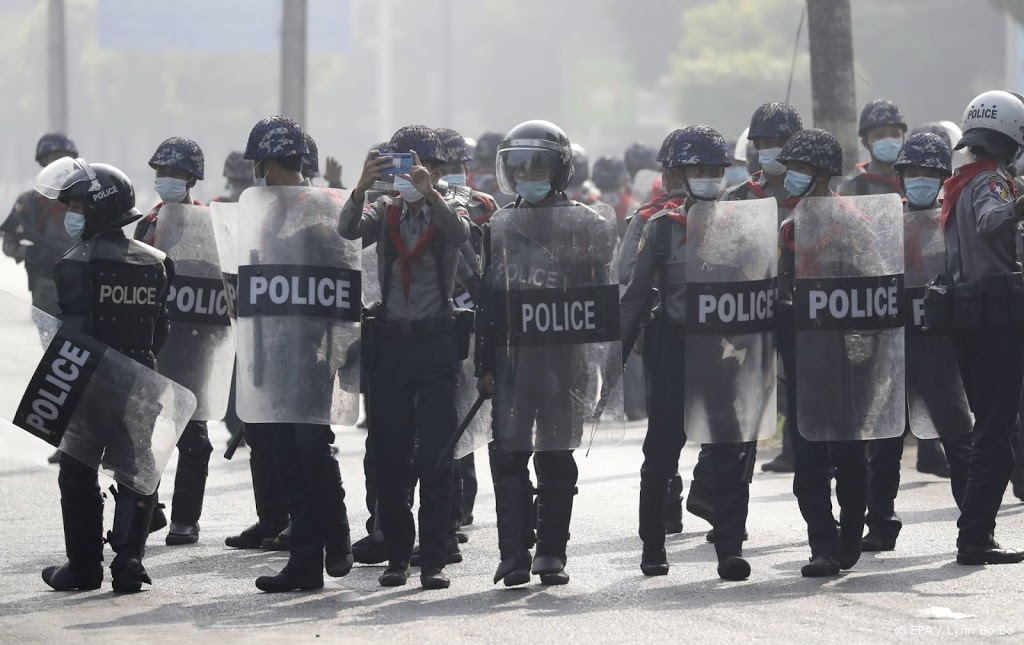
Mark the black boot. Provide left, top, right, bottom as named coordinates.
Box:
left=664, top=473, right=683, bottom=534
left=352, top=532, right=388, bottom=564
left=492, top=476, right=533, bottom=586
left=226, top=432, right=289, bottom=548
left=379, top=561, right=411, bottom=587
left=168, top=420, right=211, bottom=544
left=43, top=460, right=104, bottom=591
left=326, top=533, right=354, bottom=578
left=717, top=554, right=751, bottom=581
left=641, top=545, right=669, bottom=576
left=532, top=484, right=575, bottom=586
left=262, top=524, right=292, bottom=551
left=685, top=477, right=713, bottom=525
left=148, top=492, right=167, bottom=535
left=801, top=554, right=840, bottom=577
left=956, top=539, right=1024, bottom=565
left=107, top=486, right=156, bottom=593
left=255, top=566, right=323, bottom=592
left=411, top=536, right=463, bottom=567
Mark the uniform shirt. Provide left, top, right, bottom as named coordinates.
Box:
left=619, top=205, right=689, bottom=339
left=838, top=161, right=904, bottom=197
left=339, top=191, right=470, bottom=322
left=943, top=161, right=1021, bottom=283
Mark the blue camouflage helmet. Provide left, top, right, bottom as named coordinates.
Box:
left=389, top=125, right=443, bottom=163
left=656, top=130, right=683, bottom=164
left=858, top=99, right=907, bottom=136
left=748, top=102, right=803, bottom=140
left=223, top=151, right=253, bottom=180
left=910, top=122, right=953, bottom=151
left=302, top=132, right=320, bottom=178
left=777, top=128, right=844, bottom=176
left=664, top=125, right=731, bottom=168
left=244, top=115, right=307, bottom=161
left=436, top=128, right=473, bottom=163
left=148, top=136, right=205, bottom=180
left=35, top=132, right=78, bottom=166
left=893, top=132, right=952, bottom=176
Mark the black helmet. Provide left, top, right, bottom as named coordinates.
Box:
left=748, top=102, right=803, bottom=140
left=777, top=128, right=844, bottom=176
left=35, top=158, right=141, bottom=237
left=223, top=151, right=253, bottom=181
left=302, top=132, right=320, bottom=179
left=35, top=132, right=78, bottom=166
left=624, top=142, right=658, bottom=176
left=592, top=156, right=629, bottom=192
left=858, top=99, right=907, bottom=137
left=569, top=143, right=589, bottom=186
left=496, top=120, right=574, bottom=195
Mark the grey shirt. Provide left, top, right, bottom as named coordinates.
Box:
left=620, top=207, right=689, bottom=339
left=944, top=162, right=1021, bottom=283
left=339, top=192, right=470, bottom=322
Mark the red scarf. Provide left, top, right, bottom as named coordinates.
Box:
left=385, top=201, right=439, bottom=302
left=745, top=172, right=800, bottom=208
left=854, top=162, right=903, bottom=194
left=940, top=160, right=1009, bottom=229
left=637, top=195, right=687, bottom=227
left=144, top=198, right=203, bottom=245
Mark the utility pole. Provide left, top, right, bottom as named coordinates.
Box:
left=280, top=0, right=308, bottom=125
left=47, top=0, right=68, bottom=133
left=377, top=0, right=394, bottom=140
left=440, top=0, right=453, bottom=127
left=805, top=0, right=858, bottom=173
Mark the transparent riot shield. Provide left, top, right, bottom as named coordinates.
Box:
left=793, top=194, right=905, bottom=441
left=210, top=200, right=239, bottom=325
left=904, top=207, right=972, bottom=439
left=489, top=204, right=624, bottom=452
left=235, top=186, right=361, bottom=425
left=0, top=291, right=195, bottom=495
left=152, top=204, right=234, bottom=421
left=685, top=198, right=777, bottom=443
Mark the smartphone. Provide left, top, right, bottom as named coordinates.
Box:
left=381, top=152, right=414, bottom=175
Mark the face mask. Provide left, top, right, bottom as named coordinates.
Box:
left=871, top=137, right=902, bottom=164
left=784, top=170, right=814, bottom=197
left=253, top=160, right=270, bottom=187
left=687, top=177, right=721, bottom=200
left=394, top=176, right=424, bottom=202
left=442, top=174, right=467, bottom=187
left=758, top=148, right=786, bottom=175
left=516, top=180, right=552, bottom=204
left=64, top=211, right=86, bottom=239
left=904, top=176, right=942, bottom=208
left=724, top=167, right=748, bottom=187
left=154, top=176, right=189, bottom=203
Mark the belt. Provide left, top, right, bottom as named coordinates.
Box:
left=375, top=316, right=454, bottom=340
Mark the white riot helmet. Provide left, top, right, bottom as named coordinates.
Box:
left=956, top=90, right=1024, bottom=150
left=733, top=127, right=750, bottom=163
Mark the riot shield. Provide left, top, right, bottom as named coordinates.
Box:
left=361, top=243, right=381, bottom=306
left=210, top=200, right=240, bottom=324
left=152, top=204, right=234, bottom=421
left=793, top=194, right=905, bottom=441
left=685, top=198, right=777, bottom=443
left=235, top=186, right=361, bottom=425
left=904, top=207, right=972, bottom=439
left=489, top=204, right=624, bottom=452
left=0, top=291, right=195, bottom=495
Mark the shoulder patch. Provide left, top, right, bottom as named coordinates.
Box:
left=988, top=175, right=1011, bottom=202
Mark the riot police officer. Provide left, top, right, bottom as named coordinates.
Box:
left=133, top=137, right=214, bottom=546
left=839, top=99, right=907, bottom=197
left=339, top=125, right=471, bottom=590
left=619, top=125, right=755, bottom=581
left=37, top=159, right=174, bottom=592
left=475, top=120, right=616, bottom=587
left=211, top=151, right=254, bottom=204
left=727, top=103, right=804, bottom=474
left=862, top=133, right=974, bottom=552
left=940, top=91, right=1024, bottom=565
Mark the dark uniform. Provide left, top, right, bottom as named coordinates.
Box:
left=38, top=159, right=174, bottom=593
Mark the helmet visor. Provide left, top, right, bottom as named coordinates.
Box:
left=34, top=157, right=94, bottom=199
left=496, top=147, right=561, bottom=196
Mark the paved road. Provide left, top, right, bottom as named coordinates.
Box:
left=1, top=255, right=1023, bottom=644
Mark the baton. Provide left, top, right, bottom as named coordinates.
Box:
left=434, top=394, right=487, bottom=469
left=250, top=250, right=264, bottom=386
left=224, top=422, right=246, bottom=460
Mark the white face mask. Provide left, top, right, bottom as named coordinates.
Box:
left=154, top=176, right=189, bottom=203
left=687, top=177, right=721, bottom=200
left=394, top=176, right=424, bottom=202
left=441, top=174, right=467, bottom=187
left=758, top=148, right=786, bottom=176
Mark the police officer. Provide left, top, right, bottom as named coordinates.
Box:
left=727, top=103, right=804, bottom=474
left=566, top=143, right=600, bottom=205
left=474, top=119, right=614, bottom=587
left=339, top=125, right=470, bottom=590
left=592, top=156, right=633, bottom=237
left=133, top=137, right=214, bottom=547
left=619, top=125, right=753, bottom=581
left=211, top=151, right=254, bottom=204
left=235, top=116, right=353, bottom=592
left=838, top=99, right=907, bottom=197
left=777, top=128, right=868, bottom=577
left=469, top=132, right=515, bottom=207
left=38, top=159, right=174, bottom=592
left=941, top=91, right=1024, bottom=565
left=862, top=133, right=974, bottom=552
left=625, top=142, right=665, bottom=205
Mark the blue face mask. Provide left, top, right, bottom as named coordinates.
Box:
left=516, top=180, right=552, bottom=204
left=871, top=137, right=903, bottom=164
left=441, top=174, right=467, bottom=187
left=784, top=170, right=814, bottom=197
left=64, top=211, right=86, bottom=239
left=904, top=176, right=942, bottom=208
left=393, top=176, right=424, bottom=202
